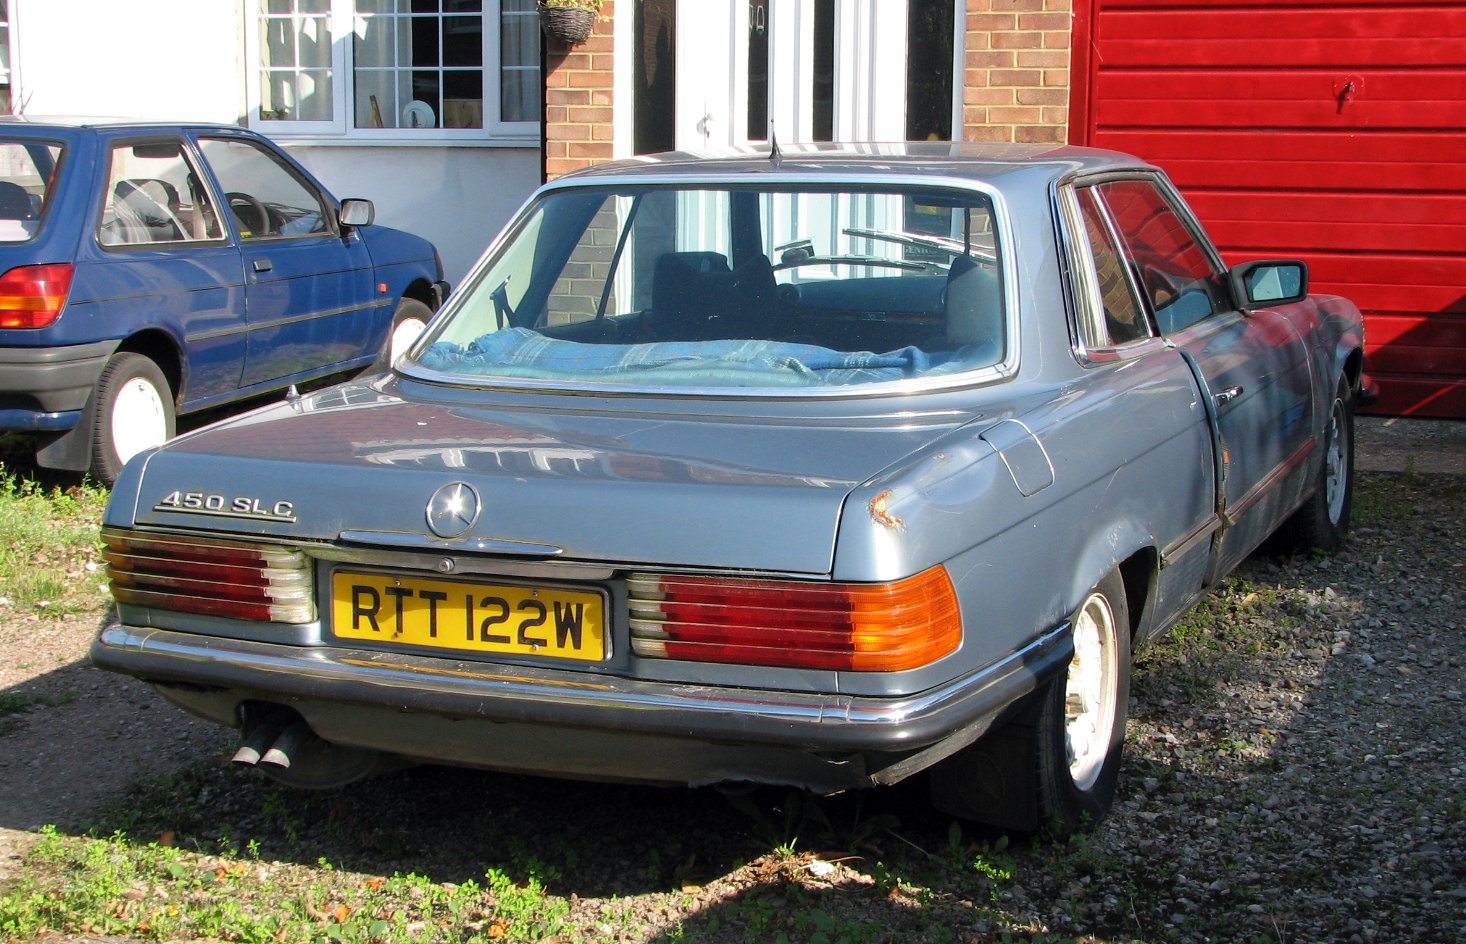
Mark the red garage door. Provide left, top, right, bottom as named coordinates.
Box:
left=1072, top=0, right=1466, bottom=417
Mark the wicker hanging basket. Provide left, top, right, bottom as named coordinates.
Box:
left=539, top=5, right=596, bottom=46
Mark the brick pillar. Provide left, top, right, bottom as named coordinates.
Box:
left=543, top=1, right=616, bottom=180
left=962, top=0, right=1071, bottom=144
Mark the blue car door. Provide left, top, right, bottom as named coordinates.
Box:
left=195, top=135, right=376, bottom=389
left=88, top=135, right=245, bottom=402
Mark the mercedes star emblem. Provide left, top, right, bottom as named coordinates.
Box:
left=426, top=482, right=481, bottom=538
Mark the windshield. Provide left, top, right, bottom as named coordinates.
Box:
left=414, top=183, right=1005, bottom=390
left=0, top=139, right=63, bottom=243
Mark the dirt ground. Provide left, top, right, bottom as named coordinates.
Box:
left=2, top=414, right=1463, bottom=888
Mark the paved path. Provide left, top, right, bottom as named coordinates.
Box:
left=1356, top=415, right=1466, bottom=475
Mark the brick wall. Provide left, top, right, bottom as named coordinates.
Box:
left=962, top=0, right=1072, bottom=144
left=541, top=0, right=1075, bottom=176
left=543, top=0, right=616, bottom=180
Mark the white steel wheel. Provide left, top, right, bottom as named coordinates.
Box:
left=1321, top=392, right=1352, bottom=527
left=1064, top=587, right=1122, bottom=792
left=389, top=315, right=428, bottom=364
left=90, top=352, right=175, bottom=486
left=1276, top=377, right=1355, bottom=553
left=1033, top=569, right=1131, bottom=835
left=373, top=297, right=434, bottom=372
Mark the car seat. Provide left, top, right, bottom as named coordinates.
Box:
left=650, top=251, right=777, bottom=341
left=0, top=181, right=35, bottom=220
left=944, top=254, right=1002, bottom=352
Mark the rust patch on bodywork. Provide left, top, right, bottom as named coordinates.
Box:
left=867, top=489, right=906, bottom=533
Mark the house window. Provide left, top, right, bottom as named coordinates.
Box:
left=0, top=0, right=11, bottom=114
left=251, top=0, right=539, bottom=142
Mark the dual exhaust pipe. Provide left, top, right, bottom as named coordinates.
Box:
left=231, top=719, right=312, bottom=770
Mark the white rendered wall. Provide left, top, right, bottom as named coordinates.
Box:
left=10, top=1, right=538, bottom=285
left=12, top=0, right=247, bottom=122
left=285, top=146, right=540, bottom=286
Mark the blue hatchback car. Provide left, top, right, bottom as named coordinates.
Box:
left=0, top=118, right=448, bottom=483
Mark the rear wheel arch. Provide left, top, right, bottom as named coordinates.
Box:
left=114, top=330, right=184, bottom=405
left=1116, top=546, right=1156, bottom=647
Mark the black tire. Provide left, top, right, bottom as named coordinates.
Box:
left=90, top=352, right=175, bottom=486
left=1277, top=378, right=1355, bottom=553
left=1033, top=570, right=1131, bottom=835
left=931, top=570, right=1131, bottom=837
left=372, top=297, right=434, bottom=372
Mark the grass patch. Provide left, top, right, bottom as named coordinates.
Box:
left=0, top=827, right=571, bottom=944
left=0, top=692, right=75, bottom=717
left=0, top=463, right=110, bottom=615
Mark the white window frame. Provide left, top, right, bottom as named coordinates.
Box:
left=246, top=0, right=539, bottom=146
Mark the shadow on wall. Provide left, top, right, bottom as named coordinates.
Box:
left=1360, top=293, right=1466, bottom=418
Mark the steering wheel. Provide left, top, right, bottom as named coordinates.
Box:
left=226, top=192, right=270, bottom=237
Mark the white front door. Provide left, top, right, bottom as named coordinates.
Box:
left=671, top=0, right=914, bottom=150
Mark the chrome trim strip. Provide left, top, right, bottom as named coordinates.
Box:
left=1223, top=438, right=1317, bottom=528
left=1160, top=514, right=1221, bottom=568
left=337, top=530, right=564, bottom=557
left=185, top=322, right=250, bottom=343
left=91, top=621, right=1073, bottom=753
left=185, top=297, right=392, bottom=343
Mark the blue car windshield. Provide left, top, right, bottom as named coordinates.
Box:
left=414, top=184, right=1005, bottom=390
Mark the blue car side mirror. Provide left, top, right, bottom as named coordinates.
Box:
left=339, top=198, right=375, bottom=228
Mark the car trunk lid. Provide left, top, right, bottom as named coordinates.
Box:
left=117, top=383, right=976, bottom=575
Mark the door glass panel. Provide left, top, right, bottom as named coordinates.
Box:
left=906, top=0, right=954, bottom=140
left=1075, top=186, right=1150, bottom=346
left=99, top=140, right=225, bottom=247
left=746, top=0, right=769, bottom=141
left=634, top=0, right=676, bottom=155
left=812, top=0, right=834, bottom=141
left=1096, top=179, right=1228, bottom=334
left=499, top=0, right=539, bottom=123
left=198, top=138, right=330, bottom=240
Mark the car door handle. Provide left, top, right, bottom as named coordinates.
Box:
left=252, top=259, right=273, bottom=273
left=1214, top=385, right=1243, bottom=407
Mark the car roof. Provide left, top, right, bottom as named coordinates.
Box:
left=554, top=141, right=1157, bottom=188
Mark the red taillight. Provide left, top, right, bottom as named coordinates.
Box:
left=0, top=263, right=74, bottom=329
left=628, top=566, right=961, bottom=672
left=102, top=528, right=315, bottom=624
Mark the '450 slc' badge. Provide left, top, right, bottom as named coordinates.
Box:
left=154, top=490, right=297, bottom=524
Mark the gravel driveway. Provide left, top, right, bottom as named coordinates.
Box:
left=0, top=416, right=1462, bottom=943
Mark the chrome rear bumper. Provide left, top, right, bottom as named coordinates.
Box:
left=91, top=620, right=1070, bottom=790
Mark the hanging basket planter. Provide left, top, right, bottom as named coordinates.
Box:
left=539, top=5, right=597, bottom=46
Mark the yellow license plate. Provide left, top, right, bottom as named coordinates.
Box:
left=331, top=571, right=607, bottom=661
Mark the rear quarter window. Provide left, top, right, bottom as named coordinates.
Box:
left=0, top=140, right=62, bottom=243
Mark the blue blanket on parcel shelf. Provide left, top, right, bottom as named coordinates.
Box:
left=420, top=328, right=981, bottom=387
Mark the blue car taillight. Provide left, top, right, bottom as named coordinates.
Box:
left=0, top=263, right=74, bottom=328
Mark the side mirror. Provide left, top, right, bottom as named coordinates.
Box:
left=1230, top=260, right=1308, bottom=310
left=339, top=198, right=375, bottom=229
